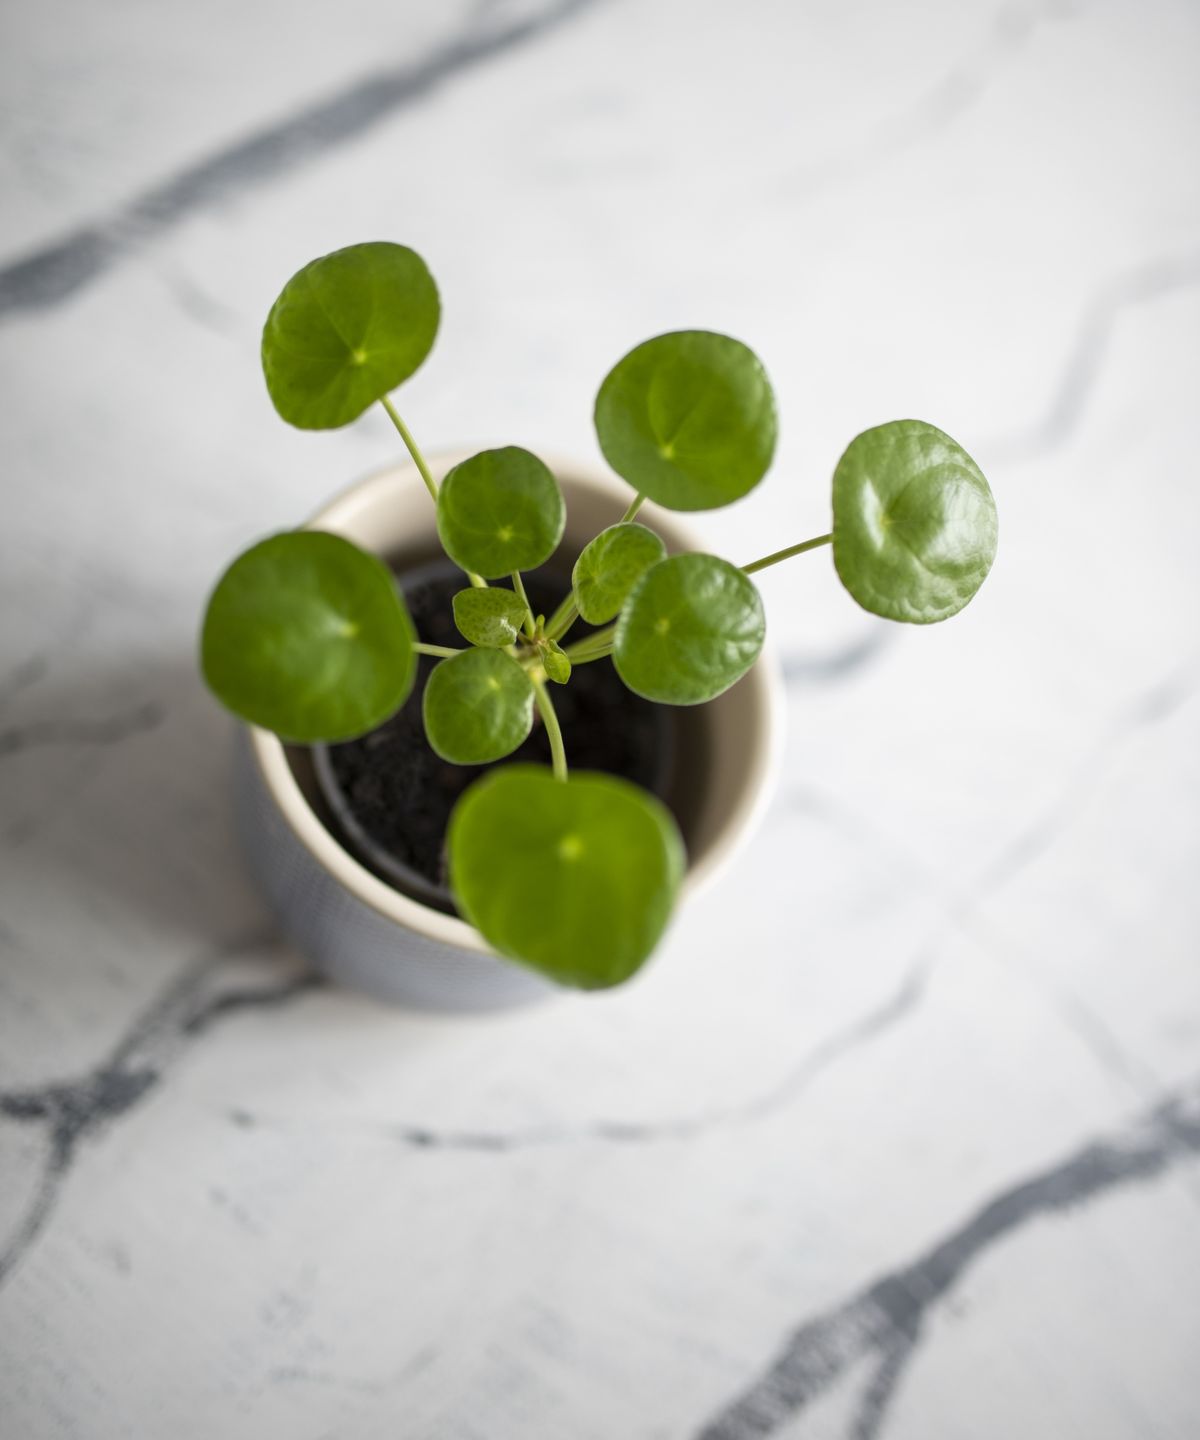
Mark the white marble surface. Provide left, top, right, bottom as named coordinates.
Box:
left=1, top=0, right=1198, bottom=1435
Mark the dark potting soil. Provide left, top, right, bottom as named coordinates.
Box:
left=319, top=560, right=678, bottom=914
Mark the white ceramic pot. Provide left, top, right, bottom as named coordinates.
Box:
left=235, top=453, right=784, bottom=1011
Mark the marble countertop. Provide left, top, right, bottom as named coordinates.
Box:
left=1, top=1, right=1198, bottom=1435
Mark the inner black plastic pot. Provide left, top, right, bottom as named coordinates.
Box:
left=310, top=557, right=700, bottom=916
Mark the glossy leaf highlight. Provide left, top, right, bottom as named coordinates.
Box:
left=452, top=587, right=529, bottom=648
left=832, top=420, right=998, bottom=623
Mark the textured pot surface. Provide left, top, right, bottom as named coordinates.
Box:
left=237, top=453, right=784, bottom=1010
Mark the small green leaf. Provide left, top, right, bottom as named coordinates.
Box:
left=452, top=587, right=529, bottom=648
left=422, top=648, right=534, bottom=764
left=436, top=448, right=565, bottom=579
left=614, top=553, right=765, bottom=705
left=832, top=420, right=998, bottom=623
left=542, top=640, right=571, bottom=685
left=594, top=330, right=777, bottom=511
left=572, top=522, right=667, bottom=624
left=201, top=531, right=415, bottom=742
left=448, top=765, right=685, bottom=988
left=261, top=242, right=439, bottom=430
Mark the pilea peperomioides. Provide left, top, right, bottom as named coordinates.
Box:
left=202, top=241, right=998, bottom=989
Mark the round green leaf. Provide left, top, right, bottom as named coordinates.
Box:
left=452, top=587, right=528, bottom=648
left=261, top=242, right=439, bottom=430
left=436, top=448, right=565, bottom=578
left=832, top=420, right=998, bottom=624
left=201, top=531, right=415, bottom=742
left=422, top=648, right=534, bottom=764
left=448, top=765, right=686, bottom=988
left=572, top=522, right=667, bottom=624
left=594, top=330, right=777, bottom=511
left=614, top=553, right=765, bottom=705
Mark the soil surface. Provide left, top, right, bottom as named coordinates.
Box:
left=319, top=560, right=678, bottom=913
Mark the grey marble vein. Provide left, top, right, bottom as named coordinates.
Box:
left=0, top=655, right=49, bottom=711
left=380, top=961, right=928, bottom=1152
left=0, top=935, right=314, bottom=1288
left=182, top=974, right=322, bottom=1035
left=160, top=265, right=244, bottom=337
left=850, top=1330, right=923, bottom=1440
left=0, top=953, right=918, bottom=1289
left=0, top=0, right=603, bottom=321
left=0, top=700, right=165, bottom=760
left=985, top=250, right=1200, bottom=463
left=783, top=659, right=1200, bottom=1102
left=787, top=662, right=1199, bottom=917
left=781, top=0, right=1076, bottom=200
left=696, top=1080, right=1200, bottom=1440
left=780, top=630, right=891, bottom=689
left=976, top=660, right=1199, bottom=896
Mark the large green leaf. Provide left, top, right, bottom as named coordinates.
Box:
left=832, top=420, right=998, bottom=623
left=572, top=522, right=667, bottom=624
left=452, top=587, right=529, bottom=648
left=436, top=447, right=565, bottom=579
left=594, top=330, right=777, bottom=511
left=448, top=765, right=685, bottom=988
left=614, top=553, right=765, bottom=704
left=201, top=531, right=415, bottom=741
left=422, top=648, right=534, bottom=764
left=261, top=242, right=439, bottom=430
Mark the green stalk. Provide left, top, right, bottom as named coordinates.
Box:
left=379, top=396, right=438, bottom=502
left=544, top=593, right=579, bottom=645
left=544, top=595, right=579, bottom=644
left=563, top=644, right=613, bottom=666
left=532, top=677, right=568, bottom=781
left=564, top=623, right=616, bottom=661
left=741, top=532, right=833, bottom=575
left=378, top=397, right=487, bottom=589
left=413, top=642, right=463, bottom=659
left=510, top=571, right=536, bottom=638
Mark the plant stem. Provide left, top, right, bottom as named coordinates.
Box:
left=544, top=591, right=575, bottom=637
left=563, top=623, right=617, bottom=661
left=510, top=571, right=536, bottom=638
left=378, top=396, right=487, bottom=589
left=621, top=493, right=646, bottom=522
left=563, top=643, right=613, bottom=666
left=532, top=678, right=568, bottom=781
left=741, top=532, right=833, bottom=575
left=544, top=595, right=579, bottom=644
left=379, top=396, right=438, bottom=502
left=413, top=642, right=463, bottom=659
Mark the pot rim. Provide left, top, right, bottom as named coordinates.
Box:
left=243, top=452, right=786, bottom=955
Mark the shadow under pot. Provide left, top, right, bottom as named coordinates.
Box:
left=234, top=455, right=783, bottom=1012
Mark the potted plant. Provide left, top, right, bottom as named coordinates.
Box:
left=202, top=242, right=997, bottom=1009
